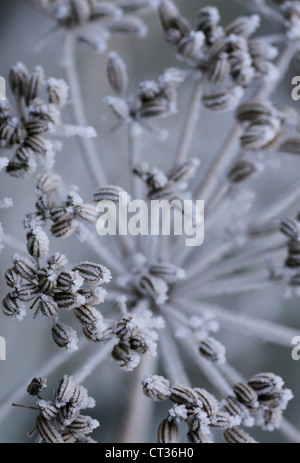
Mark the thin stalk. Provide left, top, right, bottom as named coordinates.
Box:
left=181, top=336, right=233, bottom=397
left=195, top=40, right=299, bottom=205
left=175, top=270, right=273, bottom=298
left=12, top=403, right=39, bottom=411
left=216, top=363, right=244, bottom=387
left=195, top=123, right=241, bottom=203
left=2, top=233, right=27, bottom=254
left=62, top=31, right=106, bottom=186
left=159, top=322, right=190, bottom=385
left=185, top=241, right=286, bottom=283
left=250, top=179, right=300, bottom=227
left=175, top=76, right=203, bottom=165
left=180, top=239, right=234, bottom=277
left=162, top=304, right=232, bottom=397
left=234, top=0, right=284, bottom=25
left=176, top=299, right=299, bottom=347
left=128, top=122, right=140, bottom=200
left=128, top=123, right=144, bottom=253
left=73, top=340, right=115, bottom=384
left=255, top=40, right=300, bottom=101
left=80, top=224, right=128, bottom=275
left=119, top=355, right=157, bottom=443
left=279, top=418, right=300, bottom=443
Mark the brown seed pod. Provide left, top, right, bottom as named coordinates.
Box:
left=39, top=297, right=59, bottom=318
left=55, top=375, right=77, bottom=406
left=157, top=418, right=179, bottom=443
left=36, top=415, right=64, bottom=443
left=107, top=52, right=128, bottom=95
left=52, top=322, right=78, bottom=351
left=27, top=377, right=47, bottom=397
left=170, top=385, right=198, bottom=408
left=233, top=382, right=258, bottom=408
left=198, top=336, right=226, bottom=363
left=223, top=426, right=258, bottom=443
left=142, top=375, right=171, bottom=401
left=72, top=262, right=111, bottom=284
left=26, top=66, right=44, bottom=105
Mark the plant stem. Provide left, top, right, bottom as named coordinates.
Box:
left=279, top=418, right=300, bottom=443
left=176, top=299, right=299, bottom=347
left=80, top=224, right=128, bottom=275
left=251, top=179, right=300, bottom=227
left=185, top=241, right=286, bottom=283
left=175, top=270, right=273, bottom=298
left=195, top=40, right=299, bottom=206
left=162, top=304, right=232, bottom=397
left=181, top=336, right=233, bottom=397
left=175, top=76, right=203, bottom=165
left=119, top=355, right=157, bottom=443
left=128, top=122, right=144, bottom=253
left=62, top=31, right=107, bottom=186
left=159, top=321, right=190, bottom=385
left=73, top=340, right=115, bottom=384
left=128, top=122, right=140, bottom=200
left=195, top=123, right=241, bottom=203
left=2, top=233, right=27, bottom=254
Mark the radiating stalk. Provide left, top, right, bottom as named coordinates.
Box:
left=176, top=299, right=299, bottom=347
left=62, top=31, right=107, bottom=186
left=73, top=340, right=115, bottom=384
left=119, top=355, right=157, bottom=443
left=175, top=76, right=203, bottom=165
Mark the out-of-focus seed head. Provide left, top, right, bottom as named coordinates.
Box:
left=107, top=52, right=129, bottom=96
left=36, top=172, right=61, bottom=193
left=223, top=426, right=258, bottom=443
left=228, top=160, right=258, bottom=184
left=26, top=66, right=45, bottom=106
left=9, top=62, right=29, bottom=98
left=47, top=78, right=69, bottom=107
left=198, top=336, right=226, bottom=363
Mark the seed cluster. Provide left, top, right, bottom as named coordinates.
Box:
left=3, top=249, right=111, bottom=351
left=104, top=53, right=185, bottom=132
left=223, top=373, right=293, bottom=434
left=2, top=0, right=300, bottom=444
left=25, top=172, right=97, bottom=239
left=133, top=158, right=199, bottom=201
left=28, top=0, right=155, bottom=53
left=111, top=300, right=164, bottom=371
left=142, top=375, right=240, bottom=443
left=143, top=371, right=292, bottom=443
left=0, top=64, right=69, bottom=178
left=26, top=375, right=99, bottom=443
left=158, top=1, right=278, bottom=112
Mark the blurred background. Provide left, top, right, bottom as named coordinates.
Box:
left=1, top=0, right=300, bottom=443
